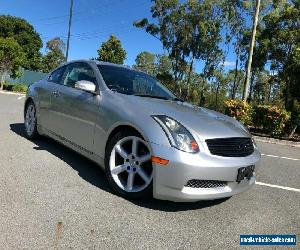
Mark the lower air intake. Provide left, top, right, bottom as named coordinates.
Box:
left=185, top=179, right=227, bottom=188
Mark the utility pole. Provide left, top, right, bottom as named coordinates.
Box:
left=66, top=0, right=74, bottom=61
left=242, top=0, right=261, bottom=101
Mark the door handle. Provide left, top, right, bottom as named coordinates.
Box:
left=52, top=91, right=60, bottom=98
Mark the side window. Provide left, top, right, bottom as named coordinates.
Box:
left=48, top=66, right=66, bottom=84
left=62, top=63, right=96, bottom=88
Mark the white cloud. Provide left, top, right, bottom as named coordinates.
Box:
left=222, top=61, right=236, bottom=67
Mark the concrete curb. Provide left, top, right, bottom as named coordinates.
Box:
left=0, top=90, right=25, bottom=96
left=253, top=135, right=300, bottom=148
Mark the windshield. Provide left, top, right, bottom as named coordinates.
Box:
left=97, top=65, right=176, bottom=100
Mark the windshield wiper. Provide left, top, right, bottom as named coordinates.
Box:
left=133, top=94, right=169, bottom=100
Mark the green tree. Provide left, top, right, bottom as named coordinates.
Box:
left=0, top=15, right=43, bottom=71
left=185, top=0, right=224, bottom=83
left=221, top=1, right=251, bottom=100
left=250, top=70, right=271, bottom=104
left=0, top=37, right=25, bottom=90
left=134, top=0, right=229, bottom=100
left=134, top=0, right=189, bottom=82
left=224, top=69, right=245, bottom=99
left=157, top=54, right=173, bottom=74
left=97, top=35, right=127, bottom=64
left=253, top=0, right=300, bottom=111
left=133, top=51, right=156, bottom=75
left=42, top=37, right=66, bottom=73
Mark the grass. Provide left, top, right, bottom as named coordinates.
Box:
left=11, top=84, right=28, bottom=93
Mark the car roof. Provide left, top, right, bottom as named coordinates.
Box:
left=62, top=59, right=132, bottom=70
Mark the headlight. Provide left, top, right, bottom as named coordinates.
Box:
left=152, top=115, right=199, bottom=153
left=235, top=120, right=251, bottom=135
left=251, top=137, right=257, bottom=149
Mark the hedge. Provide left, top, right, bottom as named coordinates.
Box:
left=11, top=83, right=28, bottom=93
left=224, top=99, right=291, bottom=136
left=252, top=105, right=290, bottom=136
left=224, top=99, right=252, bottom=126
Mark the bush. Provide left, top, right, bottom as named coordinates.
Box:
left=224, top=100, right=292, bottom=137
left=280, top=100, right=300, bottom=136
left=252, top=105, right=290, bottom=136
left=1, top=81, right=9, bottom=90
left=224, top=99, right=252, bottom=126
left=12, top=83, right=28, bottom=93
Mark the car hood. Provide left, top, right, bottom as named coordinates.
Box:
left=116, top=94, right=250, bottom=140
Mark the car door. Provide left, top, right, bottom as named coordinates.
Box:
left=49, top=62, right=100, bottom=153
left=39, top=65, right=66, bottom=130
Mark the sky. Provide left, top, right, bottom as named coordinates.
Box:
left=1, top=0, right=236, bottom=72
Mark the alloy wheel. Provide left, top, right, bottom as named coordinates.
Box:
left=25, top=104, right=36, bottom=137
left=109, top=136, right=153, bottom=192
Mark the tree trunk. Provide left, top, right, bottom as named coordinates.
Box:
left=284, top=76, right=290, bottom=111
left=187, top=58, right=194, bottom=86
left=268, top=80, right=272, bottom=102
left=243, top=0, right=261, bottom=101
left=215, top=81, right=220, bottom=111
left=248, top=71, right=255, bottom=102
left=186, top=58, right=194, bottom=100
left=232, top=57, right=239, bottom=99
left=199, top=78, right=206, bottom=106
left=288, top=125, right=297, bottom=138
left=0, top=73, right=5, bottom=90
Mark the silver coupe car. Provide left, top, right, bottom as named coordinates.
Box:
left=24, top=60, right=261, bottom=202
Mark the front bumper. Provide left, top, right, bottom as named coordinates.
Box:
left=150, top=142, right=261, bottom=202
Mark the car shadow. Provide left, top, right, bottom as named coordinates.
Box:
left=10, top=123, right=229, bottom=212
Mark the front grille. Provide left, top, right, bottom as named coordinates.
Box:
left=185, top=179, right=227, bottom=189
left=206, top=137, right=254, bottom=157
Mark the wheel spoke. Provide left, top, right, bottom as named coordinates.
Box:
left=138, top=153, right=151, bottom=164
left=111, top=164, right=126, bottom=175
left=137, top=168, right=150, bottom=183
left=29, top=123, right=32, bottom=133
left=115, top=144, right=128, bottom=159
left=29, top=106, right=34, bottom=117
left=26, top=111, right=30, bottom=120
left=25, top=105, right=36, bottom=135
left=109, top=136, right=153, bottom=193
left=30, top=107, right=35, bottom=131
left=25, top=119, right=29, bottom=128
left=127, top=172, right=135, bottom=191
left=132, top=138, right=138, bottom=155
left=31, top=117, right=35, bottom=127
left=26, top=110, right=30, bottom=124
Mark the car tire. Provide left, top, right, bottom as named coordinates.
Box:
left=105, top=130, right=153, bottom=200
left=24, top=100, right=39, bottom=140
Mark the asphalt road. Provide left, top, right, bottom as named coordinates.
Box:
left=0, top=92, right=299, bottom=250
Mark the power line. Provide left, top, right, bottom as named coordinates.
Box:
left=36, top=0, right=145, bottom=27
left=74, top=27, right=133, bottom=41
left=30, top=0, right=125, bottom=23
left=41, top=22, right=132, bottom=41
left=36, top=0, right=148, bottom=55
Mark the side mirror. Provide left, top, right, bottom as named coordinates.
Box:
left=74, top=80, right=96, bottom=93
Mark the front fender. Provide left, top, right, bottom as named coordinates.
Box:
left=94, top=115, right=171, bottom=159
left=24, top=85, right=39, bottom=117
